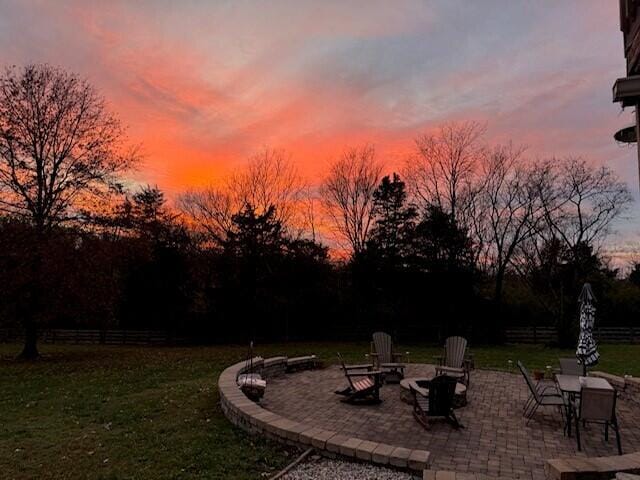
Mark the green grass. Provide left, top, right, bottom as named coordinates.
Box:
left=1, top=342, right=639, bottom=479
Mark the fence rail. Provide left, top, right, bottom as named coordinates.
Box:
left=505, top=326, right=558, bottom=344
left=505, top=326, right=640, bottom=344
left=0, top=328, right=184, bottom=345
left=2, top=326, right=639, bottom=345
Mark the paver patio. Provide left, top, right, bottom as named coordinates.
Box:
left=261, top=364, right=640, bottom=479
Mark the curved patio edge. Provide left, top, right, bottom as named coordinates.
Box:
left=218, top=356, right=431, bottom=473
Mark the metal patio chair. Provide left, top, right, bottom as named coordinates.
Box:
left=518, top=360, right=565, bottom=424
left=571, top=386, right=622, bottom=455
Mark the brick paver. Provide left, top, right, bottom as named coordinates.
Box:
left=261, top=365, right=640, bottom=480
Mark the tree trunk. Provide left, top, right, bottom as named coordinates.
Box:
left=491, top=267, right=506, bottom=344
left=494, top=267, right=505, bottom=306
left=19, top=225, right=44, bottom=360
left=20, top=315, right=39, bottom=359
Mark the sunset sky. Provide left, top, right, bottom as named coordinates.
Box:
left=1, top=0, right=639, bottom=260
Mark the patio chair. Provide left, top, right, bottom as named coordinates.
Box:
left=334, top=353, right=383, bottom=404
left=571, top=387, right=622, bottom=455
left=411, top=375, right=463, bottom=430
left=369, top=331, right=408, bottom=383
left=517, top=361, right=565, bottom=424
left=559, top=357, right=585, bottom=376
left=434, top=336, right=470, bottom=386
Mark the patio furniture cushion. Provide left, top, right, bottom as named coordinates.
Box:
left=353, top=377, right=374, bottom=391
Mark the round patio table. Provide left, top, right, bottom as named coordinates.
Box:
left=399, top=377, right=467, bottom=408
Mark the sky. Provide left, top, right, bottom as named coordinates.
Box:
left=1, top=0, right=639, bottom=263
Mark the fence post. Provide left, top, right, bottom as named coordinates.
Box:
left=533, top=325, right=537, bottom=344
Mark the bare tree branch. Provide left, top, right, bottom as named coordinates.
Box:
left=320, top=145, right=382, bottom=257
left=405, top=121, right=485, bottom=226
left=178, top=147, right=307, bottom=246
left=0, top=64, right=137, bottom=230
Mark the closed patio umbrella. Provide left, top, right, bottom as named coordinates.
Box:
left=576, top=283, right=600, bottom=373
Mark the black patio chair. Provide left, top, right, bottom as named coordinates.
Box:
left=411, top=375, right=463, bottom=430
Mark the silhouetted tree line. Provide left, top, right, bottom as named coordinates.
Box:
left=1, top=65, right=638, bottom=357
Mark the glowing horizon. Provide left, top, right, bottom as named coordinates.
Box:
left=1, top=0, right=639, bottom=260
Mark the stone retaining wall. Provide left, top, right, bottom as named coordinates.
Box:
left=262, top=356, right=287, bottom=379
left=218, top=356, right=431, bottom=474
left=591, top=371, right=640, bottom=407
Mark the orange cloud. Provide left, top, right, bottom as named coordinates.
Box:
left=1, top=0, right=634, bottom=226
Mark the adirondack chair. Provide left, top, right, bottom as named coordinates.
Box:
left=411, top=375, right=463, bottom=430
left=434, top=336, right=470, bottom=386
left=369, top=331, right=408, bottom=383
left=334, top=353, right=383, bottom=404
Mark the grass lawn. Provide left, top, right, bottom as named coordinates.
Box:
left=2, top=342, right=640, bottom=480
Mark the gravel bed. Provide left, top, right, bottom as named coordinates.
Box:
left=281, top=455, right=417, bottom=480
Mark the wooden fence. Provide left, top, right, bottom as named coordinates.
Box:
left=0, top=328, right=184, bottom=346
left=2, top=326, right=639, bottom=345
left=505, top=326, right=558, bottom=344
left=505, top=326, right=640, bottom=344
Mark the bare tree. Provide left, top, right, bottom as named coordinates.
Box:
left=300, top=185, right=321, bottom=243
left=179, top=188, right=234, bottom=246
left=0, top=64, right=136, bottom=358
left=539, top=157, right=632, bottom=257
left=0, top=65, right=136, bottom=228
left=320, top=145, right=382, bottom=257
left=479, top=143, right=542, bottom=304
left=405, top=121, right=485, bottom=224
left=229, top=148, right=304, bottom=227
left=179, top=148, right=306, bottom=246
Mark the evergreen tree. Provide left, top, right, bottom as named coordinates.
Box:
left=410, top=205, right=474, bottom=274
left=366, top=173, right=417, bottom=266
